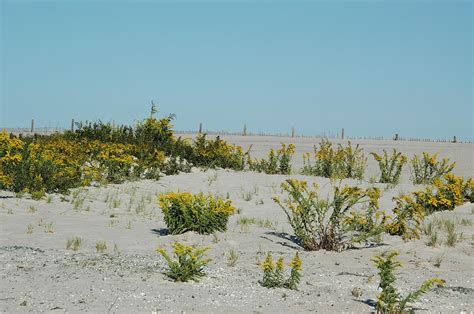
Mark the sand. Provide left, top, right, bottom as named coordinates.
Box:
left=0, top=137, right=473, bottom=313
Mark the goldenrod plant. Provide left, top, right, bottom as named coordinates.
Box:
left=273, top=179, right=386, bottom=251
left=248, top=144, right=295, bottom=175
left=372, top=251, right=444, bottom=313
left=370, top=149, right=407, bottom=184
left=409, top=152, right=455, bottom=185
left=413, top=174, right=469, bottom=214
left=158, top=192, right=236, bottom=234
left=387, top=195, right=425, bottom=241
left=156, top=242, right=211, bottom=282
left=261, top=252, right=302, bottom=290
left=302, top=139, right=366, bottom=179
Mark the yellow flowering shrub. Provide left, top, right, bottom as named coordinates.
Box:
left=302, top=139, right=366, bottom=179
left=410, top=152, right=455, bottom=184
left=387, top=195, right=425, bottom=240
left=0, top=129, right=24, bottom=189
left=156, top=242, right=211, bottom=282
left=248, top=144, right=295, bottom=175
left=273, top=179, right=386, bottom=251
left=413, top=174, right=468, bottom=214
left=261, top=252, right=302, bottom=290
left=158, top=192, right=236, bottom=234
left=96, top=142, right=137, bottom=183
left=370, top=149, right=407, bottom=184
left=191, top=134, right=248, bottom=170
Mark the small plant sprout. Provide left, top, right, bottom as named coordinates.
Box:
left=261, top=252, right=302, bottom=290
left=126, top=220, right=132, bottom=229
left=226, top=249, right=239, bottom=267
left=46, top=195, right=53, bottom=204
left=66, top=236, right=82, bottom=251
left=26, top=224, right=33, bottom=234
left=211, top=233, right=219, bottom=243
left=372, top=251, right=444, bottom=313
left=44, top=222, right=55, bottom=233
left=7, top=208, right=13, bottom=214
left=156, top=242, right=211, bottom=282
left=113, top=243, right=120, bottom=254
left=432, top=254, right=444, bottom=268
left=445, top=220, right=458, bottom=247
left=27, top=206, right=36, bottom=214
left=96, top=241, right=107, bottom=253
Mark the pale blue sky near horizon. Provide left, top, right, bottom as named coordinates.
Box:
left=1, top=1, right=473, bottom=140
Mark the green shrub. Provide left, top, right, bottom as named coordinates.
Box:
left=409, top=152, right=455, bottom=185
left=248, top=144, right=295, bottom=175
left=158, top=192, right=236, bottom=234
left=372, top=251, right=444, bottom=313
left=156, top=242, right=211, bottom=282
left=273, top=179, right=386, bottom=251
left=302, top=139, right=366, bottom=179
left=261, top=252, right=302, bottom=290
left=370, top=149, right=407, bottom=184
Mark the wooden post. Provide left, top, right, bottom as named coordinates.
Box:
left=341, top=128, right=345, bottom=140
left=243, top=124, right=247, bottom=136
left=30, top=119, right=34, bottom=133
left=394, top=133, right=399, bottom=141
left=198, top=123, right=202, bottom=134
left=453, top=136, right=457, bottom=143
left=291, top=127, right=295, bottom=138
left=71, top=119, right=75, bottom=132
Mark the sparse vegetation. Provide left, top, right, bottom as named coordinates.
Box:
left=226, top=249, right=239, bottom=267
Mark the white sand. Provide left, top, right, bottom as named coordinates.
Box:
left=0, top=137, right=473, bottom=312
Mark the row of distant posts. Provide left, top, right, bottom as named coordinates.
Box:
left=26, top=119, right=457, bottom=143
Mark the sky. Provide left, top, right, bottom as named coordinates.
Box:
left=1, top=0, right=472, bottom=140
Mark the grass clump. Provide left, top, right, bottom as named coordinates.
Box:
left=159, top=192, right=236, bottom=235
left=273, top=179, right=387, bottom=251
left=248, top=144, right=295, bottom=175
left=370, top=149, right=407, bottom=184
left=226, top=249, right=239, bottom=267
left=66, top=236, right=82, bottom=251
left=261, top=252, right=302, bottom=290
left=372, top=251, right=444, bottom=313
left=96, top=241, right=107, bottom=253
left=302, top=139, right=366, bottom=179
left=410, top=152, right=455, bottom=185
left=156, top=242, right=211, bottom=282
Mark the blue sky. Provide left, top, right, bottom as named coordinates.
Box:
left=1, top=1, right=472, bottom=140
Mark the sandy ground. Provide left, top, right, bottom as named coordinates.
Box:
left=0, top=137, right=473, bottom=313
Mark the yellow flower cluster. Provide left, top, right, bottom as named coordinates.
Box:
left=414, top=174, right=467, bottom=213
left=0, top=129, right=24, bottom=188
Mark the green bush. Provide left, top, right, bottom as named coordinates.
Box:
left=372, top=251, right=444, bottom=313
left=302, top=139, right=366, bottom=179
left=248, top=144, right=295, bottom=175
left=409, top=152, right=455, bottom=184
left=158, top=192, right=236, bottom=234
left=370, top=149, right=407, bottom=184
left=157, top=242, right=211, bottom=282
left=273, top=179, right=386, bottom=251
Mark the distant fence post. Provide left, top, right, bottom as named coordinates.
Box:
left=71, top=119, right=75, bottom=132
left=453, top=136, right=457, bottom=143
left=243, top=124, right=247, bottom=136
left=341, top=128, right=345, bottom=140
left=30, top=119, right=35, bottom=133
left=291, top=127, right=295, bottom=138
left=198, top=123, right=202, bottom=134
left=394, top=133, right=399, bottom=141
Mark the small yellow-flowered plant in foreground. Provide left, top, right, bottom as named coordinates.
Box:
left=156, top=242, right=211, bottom=282
left=261, top=251, right=302, bottom=290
